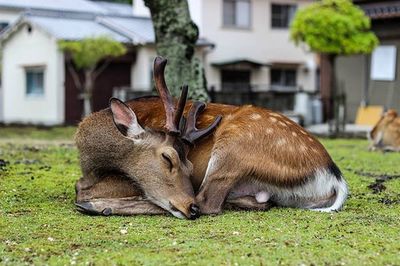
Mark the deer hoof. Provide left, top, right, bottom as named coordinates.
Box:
left=75, top=201, right=100, bottom=215
left=102, top=207, right=112, bottom=216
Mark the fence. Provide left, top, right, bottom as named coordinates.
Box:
left=115, top=84, right=303, bottom=112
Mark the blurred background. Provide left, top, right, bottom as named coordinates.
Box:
left=0, top=0, right=398, bottom=136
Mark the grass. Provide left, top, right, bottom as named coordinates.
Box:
left=0, top=127, right=399, bottom=265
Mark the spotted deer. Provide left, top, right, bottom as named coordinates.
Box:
left=369, top=109, right=400, bottom=152
left=75, top=57, right=348, bottom=219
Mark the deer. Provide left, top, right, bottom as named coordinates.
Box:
left=75, top=56, right=348, bottom=219
left=369, top=109, right=400, bottom=152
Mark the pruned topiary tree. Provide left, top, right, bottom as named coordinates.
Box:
left=59, top=36, right=127, bottom=117
left=144, top=0, right=209, bottom=101
left=290, top=0, right=378, bottom=124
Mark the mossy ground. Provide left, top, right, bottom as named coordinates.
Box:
left=0, top=127, right=399, bottom=265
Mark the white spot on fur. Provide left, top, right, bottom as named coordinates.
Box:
left=250, top=113, right=262, bottom=120
left=269, top=117, right=277, bottom=122
left=276, top=138, right=287, bottom=146
left=292, top=132, right=298, bottom=137
left=266, top=128, right=274, bottom=134
left=225, top=114, right=234, bottom=121
left=278, top=121, right=287, bottom=127
left=270, top=113, right=281, bottom=117
left=308, top=137, right=314, bottom=142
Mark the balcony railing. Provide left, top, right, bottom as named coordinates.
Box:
left=114, top=84, right=304, bottom=112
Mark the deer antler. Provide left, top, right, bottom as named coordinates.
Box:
left=153, top=56, right=221, bottom=143
left=153, top=56, right=187, bottom=135
left=181, top=102, right=222, bottom=145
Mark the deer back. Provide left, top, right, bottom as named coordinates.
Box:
left=126, top=97, right=334, bottom=189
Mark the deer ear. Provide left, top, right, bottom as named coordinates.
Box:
left=110, top=98, right=145, bottom=138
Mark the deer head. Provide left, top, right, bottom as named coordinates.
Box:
left=109, top=57, right=221, bottom=219
left=369, top=109, right=400, bottom=151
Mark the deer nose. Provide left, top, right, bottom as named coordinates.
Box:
left=189, top=203, right=200, bottom=220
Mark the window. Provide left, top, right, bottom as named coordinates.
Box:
left=271, top=4, right=297, bottom=28
left=271, top=69, right=296, bottom=89
left=223, top=0, right=251, bottom=28
left=0, top=22, right=8, bottom=32
left=221, top=69, right=251, bottom=91
left=26, top=67, right=45, bottom=96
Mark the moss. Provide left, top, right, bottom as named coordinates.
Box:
left=1, top=128, right=399, bottom=265
left=144, top=0, right=209, bottom=102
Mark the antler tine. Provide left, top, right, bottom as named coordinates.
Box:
left=174, top=85, right=188, bottom=131
left=153, top=56, right=179, bottom=134
left=182, top=102, right=222, bottom=145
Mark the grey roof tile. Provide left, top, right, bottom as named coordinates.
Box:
left=0, top=0, right=107, bottom=13
left=27, top=14, right=130, bottom=42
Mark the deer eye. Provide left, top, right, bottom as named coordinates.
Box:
left=161, top=153, right=173, bottom=172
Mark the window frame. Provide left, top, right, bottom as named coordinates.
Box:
left=270, top=68, right=297, bottom=91
left=222, top=0, right=252, bottom=29
left=25, top=66, right=46, bottom=97
left=0, top=21, right=9, bottom=32
left=271, top=3, right=297, bottom=29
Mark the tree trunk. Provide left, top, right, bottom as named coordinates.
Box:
left=320, top=53, right=336, bottom=123
left=82, top=69, right=94, bottom=117
left=144, top=0, right=209, bottom=101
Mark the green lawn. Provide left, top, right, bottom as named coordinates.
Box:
left=0, top=127, right=399, bottom=265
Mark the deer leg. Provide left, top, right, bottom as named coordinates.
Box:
left=195, top=154, right=242, bottom=215
left=224, top=196, right=273, bottom=211
left=76, top=174, right=140, bottom=202
left=75, top=197, right=167, bottom=216
left=75, top=174, right=166, bottom=216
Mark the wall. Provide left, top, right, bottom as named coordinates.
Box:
left=131, top=46, right=157, bottom=91
left=2, top=23, right=65, bottom=125
left=336, top=40, right=400, bottom=122
left=199, top=0, right=316, bottom=92
left=0, top=9, right=21, bottom=25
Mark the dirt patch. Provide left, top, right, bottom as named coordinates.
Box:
left=354, top=171, right=400, bottom=180
left=379, top=197, right=400, bottom=205
left=353, top=170, right=400, bottom=205
left=368, top=179, right=386, bottom=194
left=0, top=159, right=8, bottom=170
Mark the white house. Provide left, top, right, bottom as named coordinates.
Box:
left=0, top=0, right=317, bottom=125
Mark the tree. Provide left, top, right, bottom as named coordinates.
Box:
left=144, top=0, right=209, bottom=101
left=290, top=0, right=378, bottom=125
left=59, top=36, right=127, bottom=117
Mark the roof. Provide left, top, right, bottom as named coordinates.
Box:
left=28, top=15, right=131, bottom=42
left=0, top=11, right=214, bottom=46
left=358, top=1, right=400, bottom=19
left=0, top=0, right=107, bottom=14
left=94, top=1, right=133, bottom=16
left=0, top=1, right=214, bottom=46
left=211, top=59, right=270, bottom=68
left=98, top=15, right=155, bottom=43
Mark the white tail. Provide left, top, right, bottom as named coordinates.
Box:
left=311, top=178, right=348, bottom=212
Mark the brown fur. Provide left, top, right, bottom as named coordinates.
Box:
left=370, top=109, right=400, bottom=151
left=75, top=97, right=336, bottom=217
left=127, top=98, right=332, bottom=189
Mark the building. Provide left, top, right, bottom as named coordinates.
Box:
left=333, top=0, right=400, bottom=122
left=0, top=0, right=317, bottom=125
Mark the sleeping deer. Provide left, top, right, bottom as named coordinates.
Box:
left=369, top=109, right=400, bottom=152
left=75, top=56, right=348, bottom=219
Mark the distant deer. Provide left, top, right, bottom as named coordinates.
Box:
left=75, top=57, right=348, bottom=219
left=369, top=109, right=400, bottom=152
